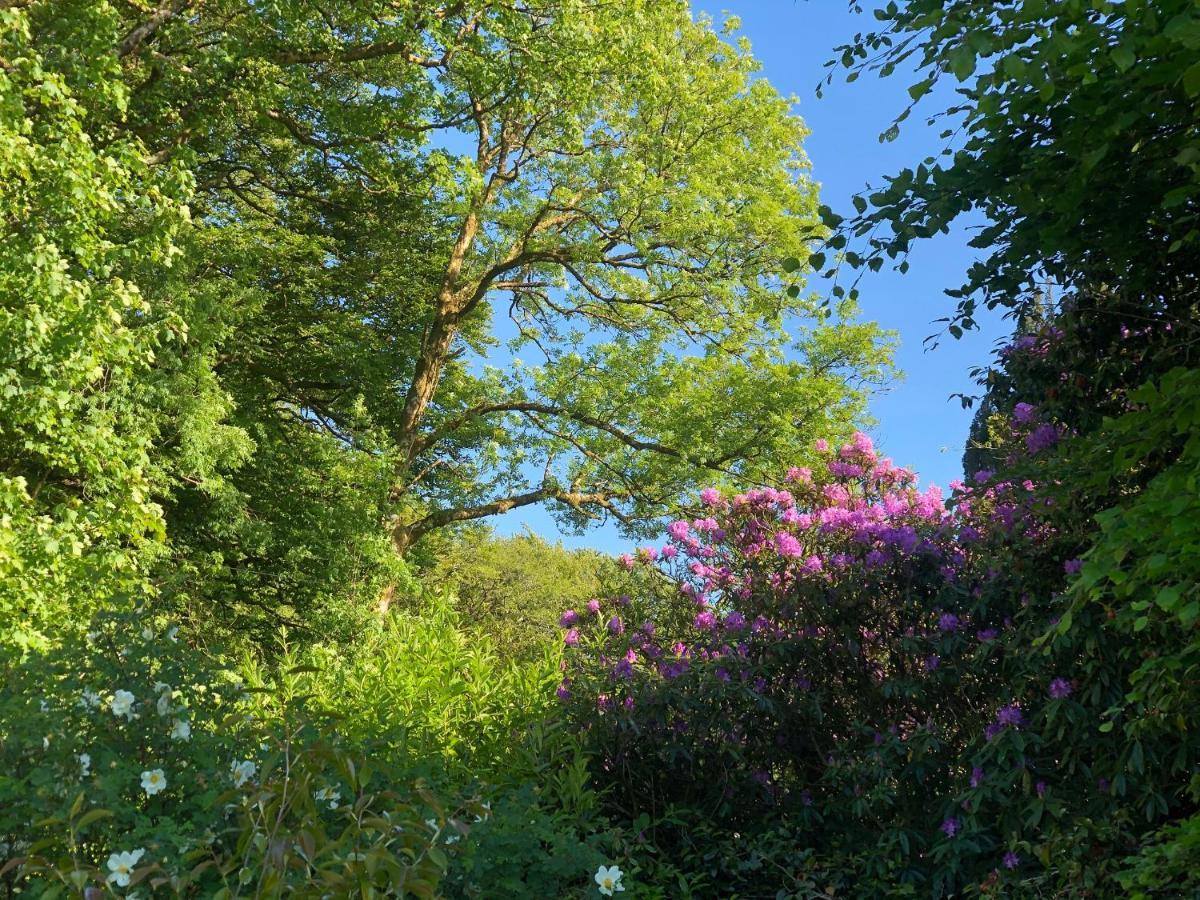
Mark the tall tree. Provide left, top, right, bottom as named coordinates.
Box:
left=0, top=4, right=194, bottom=650
left=109, top=0, right=891, bottom=558
left=5, top=1, right=891, bottom=638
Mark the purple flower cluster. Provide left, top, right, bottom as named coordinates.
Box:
left=1048, top=677, right=1072, bottom=699
left=554, top=425, right=1093, bottom=864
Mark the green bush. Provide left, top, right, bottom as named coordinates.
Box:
left=426, top=529, right=616, bottom=659
left=0, top=611, right=471, bottom=897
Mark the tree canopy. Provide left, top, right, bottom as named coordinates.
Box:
left=817, top=0, right=1200, bottom=335
left=2, top=1, right=888, bottom=639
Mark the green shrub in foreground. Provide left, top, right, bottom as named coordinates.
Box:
left=0, top=610, right=468, bottom=896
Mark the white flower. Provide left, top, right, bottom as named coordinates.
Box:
left=79, top=689, right=102, bottom=710
left=110, top=690, right=136, bottom=720
left=86, top=630, right=99, bottom=644
left=156, top=690, right=172, bottom=718
left=106, top=848, right=145, bottom=886
left=141, top=769, right=167, bottom=796
left=153, top=682, right=171, bottom=694
left=79, top=753, right=91, bottom=777
left=314, top=787, right=341, bottom=809
left=594, top=864, right=625, bottom=896
left=142, top=626, right=154, bottom=640
left=39, top=699, right=48, bottom=712
left=167, top=626, right=179, bottom=643
left=230, top=759, right=256, bottom=787
left=42, top=736, right=49, bottom=750
left=170, top=719, right=191, bottom=741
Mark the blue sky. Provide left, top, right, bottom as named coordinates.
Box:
left=491, top=0, right=1007, bottom=551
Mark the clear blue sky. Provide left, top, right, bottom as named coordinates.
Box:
left=492, top=0, right=1007, bottom=551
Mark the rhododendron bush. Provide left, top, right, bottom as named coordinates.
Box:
left=559, top=423, right=1195, bottom=895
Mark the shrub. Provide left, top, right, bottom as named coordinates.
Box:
left=559, top=424, right=1197, bottom=895
left=0, top=610, right=468, bottom=897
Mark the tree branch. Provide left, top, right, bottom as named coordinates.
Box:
left=413, top=400, right=747, bottom=478
left=118, top=0, right=193, bottom=59
left=395, top=484, right=630, bottom=551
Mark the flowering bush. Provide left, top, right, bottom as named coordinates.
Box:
left=559, top=423, right=1197, bottom=895
left=0, top=610, right=475, bottom=896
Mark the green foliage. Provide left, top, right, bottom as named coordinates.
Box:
left=0, top=4, right=191, bottom=651
left=0, top=609, right=251, bottom=881
left=1061, top=368, right=1200, bottom=860
left=2, top=0, right=888, bottom=654
left=281, top=594, right=564, bottom=785
left=0, top=607, right=556, bottom=897
left=97, top=0, right=889, bottom=552
left=823, top=0, right=1200, bottom=330
left=427, top=529, right=615, bottom=657
left=1117, top=813, right=1200, bottom=898
left=163, top=416, right=408, bottom=648
left=442, top=784, right=611, bottom=899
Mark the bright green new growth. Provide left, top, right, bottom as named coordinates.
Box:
left=0, top=6, right=190, bottom=650
left=427, top=529, right=615, bottom=658
left=1, top=1, right=890, bottom=642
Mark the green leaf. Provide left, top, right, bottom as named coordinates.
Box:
left=948, top=46, right=976, bottom=81
left=1110, top=47, right=1135, bottom=72
left=1182, top=60, right=1200, bottom=97
left=1154, top=586, right=1180, bottom=612
left=908, top=77, right=934, bottom=101
left=75, top=808, right=114, bottom=830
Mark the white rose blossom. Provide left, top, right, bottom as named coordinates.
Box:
left=106, top=849, right=145, bottom=886
left=79, top=753, right=91, bottom=777
left=110, top=690, right=136, bottom=720
left=78, top=689, right=102, bottom=710
left=595, top=864, right=625, bottom=896
left=314, top=786, right=341, bottom=809
left=230, top=759, right=256, bottom=787
left=140, top=769, right=167, bottom=796
left=155, top=684, right=173, bottom=717
left=170, top=719, right=191, bottom=741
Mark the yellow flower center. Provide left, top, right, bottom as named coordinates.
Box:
left=603, top=878, right=613, bottom=888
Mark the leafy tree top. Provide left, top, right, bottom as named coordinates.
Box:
left=102, top=1, right=891, bottom=549
left=816, top=0, right=1200, bottom=334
